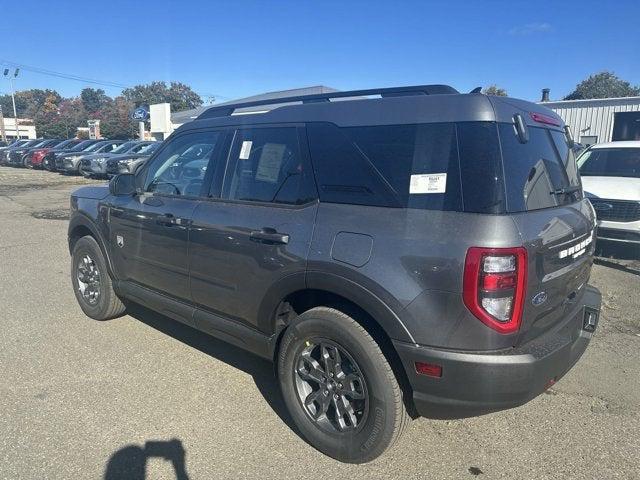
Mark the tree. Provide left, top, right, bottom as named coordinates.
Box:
left=80, top=88, right=111, bottom=114
left=564, top=72, right=640, bottom=100
left=122, top=81, right=202, bottom=111
left=482, top=85, right=508, bottom=96
left=99, top=96, right=137, bottom=139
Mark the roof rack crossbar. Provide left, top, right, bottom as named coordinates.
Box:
left=197, top=84, right=458, bottom=119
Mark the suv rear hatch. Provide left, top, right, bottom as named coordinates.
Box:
left=496, top=119, right=596, bottom=345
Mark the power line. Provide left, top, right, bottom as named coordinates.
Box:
left=0, top=58, right=229, bottom=102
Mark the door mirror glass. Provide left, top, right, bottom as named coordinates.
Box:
left=109, top=173, right=136, bottom=196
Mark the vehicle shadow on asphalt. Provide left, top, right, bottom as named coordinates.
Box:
left=125, top=302, right=301, bottom=435
left=104, top=438, right=189, bottom=480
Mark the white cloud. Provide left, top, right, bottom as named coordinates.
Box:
left=508, top=22, right=553, bottom=35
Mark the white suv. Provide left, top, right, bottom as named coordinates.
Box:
left=578, top=141, right=640, bottom=246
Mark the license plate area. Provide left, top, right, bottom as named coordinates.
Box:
left=583, top=306, right=599, bottom=332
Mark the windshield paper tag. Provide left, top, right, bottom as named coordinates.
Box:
left=239, top=141, right=253, bottom=160
left=410, top=173, right=447, bottom=194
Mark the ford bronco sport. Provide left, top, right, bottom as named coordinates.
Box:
left=68, top=84, right=602, bottom=463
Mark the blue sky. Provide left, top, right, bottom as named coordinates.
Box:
left=1, top=0, right=639, bottom=103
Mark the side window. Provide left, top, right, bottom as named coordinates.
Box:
left=224, top=127, right=316, bottom=205
left=144, top=131, right=221, bottom=197
left=307, top=122, right=461, bottom=210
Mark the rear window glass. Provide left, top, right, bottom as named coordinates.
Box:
left=499, top=124, right=581, bottom=212
left=578, top=148, right=640, bottom=178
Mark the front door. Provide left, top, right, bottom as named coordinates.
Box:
left=109, top=130, right=225, bottom=301
left=189, top=125, right=318, bottom=331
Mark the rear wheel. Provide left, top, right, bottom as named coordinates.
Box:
left=71, top=236, right=126, bottom=320
left=278, top=307, right=409, bottom=463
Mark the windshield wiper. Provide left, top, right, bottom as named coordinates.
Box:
left=550, top=185, right=581, bottom=196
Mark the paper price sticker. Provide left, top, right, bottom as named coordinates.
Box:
left=409, top=173, right=447, bottom=194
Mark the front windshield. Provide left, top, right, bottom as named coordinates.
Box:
left=111, top=141, right=138, bottom=154
left=139, top=142, right=160, bottom=154
left=70, top=140, right=95, bottom=151
left=578, top=147, right=640, bottom=178
left=83, top=142, right=107, bottom=152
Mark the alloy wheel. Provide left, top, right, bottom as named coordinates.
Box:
left=294, top=339, right=369, bottom=433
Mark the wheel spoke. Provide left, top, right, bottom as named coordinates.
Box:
left=304, top=389, right=330, bottom=419
left=333, top=395, right=358, bottom=431
left=341, top=373, right=365, bottom=400
left=321, top=343, right=341, bottom=375
left=297, top=355, right=327, bottom=385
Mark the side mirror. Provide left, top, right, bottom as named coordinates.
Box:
left=109, top=173, right=136, bottom=196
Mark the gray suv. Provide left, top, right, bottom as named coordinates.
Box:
left=68, top=84, right=601, bottom=463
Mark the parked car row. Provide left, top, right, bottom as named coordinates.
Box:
left=0, top=138, right=160, bottom=178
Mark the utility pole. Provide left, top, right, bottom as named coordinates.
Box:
left=0, top=105, right=7, bottom=143
left=3, top=68, right=20, bottom=139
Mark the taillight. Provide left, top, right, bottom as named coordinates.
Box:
left=463, top=247, right=527, bottom=334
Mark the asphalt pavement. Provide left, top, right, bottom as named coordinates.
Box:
left=1, top=167, right=638, bottom=479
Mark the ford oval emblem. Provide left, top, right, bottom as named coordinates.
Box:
left=532, top=291, right=548, bottom=307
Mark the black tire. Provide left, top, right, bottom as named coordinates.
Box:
left=278, top=307, right=409, bottom=463
left=71, top=235, right=126, bottom=320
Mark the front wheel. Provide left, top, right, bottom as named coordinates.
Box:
left=278, top=307, right=409, bottom=463
left=71, top=236, right=126, bottom=320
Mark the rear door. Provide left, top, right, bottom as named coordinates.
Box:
left=498, top=123, right=596, bottom=343
left=189, top=125, right=318, bottom=331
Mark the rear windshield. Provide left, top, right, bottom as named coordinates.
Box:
left=578, top=148, right=640, bottom=178
left=499, top=124, right=582, bottom=212
left=306, top=121, right=581, bottom=213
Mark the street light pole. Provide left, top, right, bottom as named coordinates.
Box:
left=3, top=68, right=20, bottom=139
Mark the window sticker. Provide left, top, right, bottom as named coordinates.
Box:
left=255, top=143, right=287, bottom=183
left=239, top=140, right=253, bottom=160
left=410, top=173, right=447, bottom=194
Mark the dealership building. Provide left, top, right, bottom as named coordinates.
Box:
left=540, top=89, right=640, bottom=147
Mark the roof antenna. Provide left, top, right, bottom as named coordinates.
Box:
left=470, top=87, right=482, bottom=94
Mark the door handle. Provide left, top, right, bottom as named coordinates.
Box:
left=156, top=213, right=178, bottom=226
left=250, top=228, right=290, bottom=245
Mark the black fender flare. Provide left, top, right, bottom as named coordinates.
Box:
left=256, top=271, right=416, bottom=345
left=68, top=213, right=117, bottom=280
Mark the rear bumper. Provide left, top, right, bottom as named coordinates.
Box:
left=394, top=285, right=601, bottom=419
left=596, top=220, right=640, bottom=244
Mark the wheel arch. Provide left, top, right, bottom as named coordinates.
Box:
left=68, top=214, right=116, bottom=279
left=265, top=278, right=419, bottom=417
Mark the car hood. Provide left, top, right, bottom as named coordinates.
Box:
left=72, top=185, right=110, bottom=200
left=581, top=176, right=640, bottom=201
left=111, top=153, right=151, bottom=161
left=81, top=153, right=114, bottom=161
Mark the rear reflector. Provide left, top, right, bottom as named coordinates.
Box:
left=415, top=362, right=442, bottom=378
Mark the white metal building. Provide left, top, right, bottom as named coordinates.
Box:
left=541, top=95, right=640, bottom=147
left=0, top=117, right=37, bottom=140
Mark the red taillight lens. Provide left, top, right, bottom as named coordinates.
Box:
left=463, top=247, right=527, bottom=334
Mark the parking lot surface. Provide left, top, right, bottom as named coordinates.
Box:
left=1, top=167, right=639, bottom=479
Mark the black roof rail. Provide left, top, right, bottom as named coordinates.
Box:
left=197, top=84, right=459, bottom=119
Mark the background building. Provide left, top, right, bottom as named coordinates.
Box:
left=0, top=117, right=37, bottom=140
left=540, top=90, right=640, bottom=146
